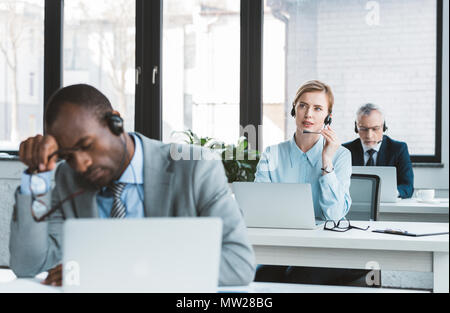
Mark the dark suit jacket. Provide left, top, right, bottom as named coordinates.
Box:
left=343, top=136, right=414, bottom=199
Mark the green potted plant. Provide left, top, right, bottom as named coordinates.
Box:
left=171, top=130, right=260, bottom=183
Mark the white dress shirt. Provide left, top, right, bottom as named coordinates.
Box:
left=361, top=139, right=382, bottom=166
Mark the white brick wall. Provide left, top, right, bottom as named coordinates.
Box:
left=284, top=0, right=437, bottom=155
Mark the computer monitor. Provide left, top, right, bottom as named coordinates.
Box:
left=232, top=182, right=323, bottom=229
left=352, top=166, right=398, bottom=203
left=62, top=218, right=222, bottom=292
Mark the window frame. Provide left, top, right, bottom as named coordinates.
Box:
left=240, top=0, right=263, bottom=152
left=0, top=0, right=444, bottom=165
left=257, top=0, right=444, bottom=164
left=409, top=0, right=443, bottom=164
left=135, top=0, right=162, bottom=140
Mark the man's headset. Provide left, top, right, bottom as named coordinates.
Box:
left=354, top=121, right=388, bottom=133
left=105, top=111, right=125, bottom=136
left=104, top=111, right=144, bottom=203
left=291, top=103, right=332, bottom=126
left=104, top=112, right=126, bottom=181
left=33, top=112, right=141, bottom=222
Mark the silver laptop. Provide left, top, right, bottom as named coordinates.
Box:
left=232, top=182, right=323, bottom=229
left=62, top=218, right=222, bottom=293
left=352, top=166, right=399, bottom=203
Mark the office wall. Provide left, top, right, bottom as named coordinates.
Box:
left=0, top=162, right=25, bottom=266
left=414, top=0, right=449, bottom=191
left=283, top=0, right=438, bottom=157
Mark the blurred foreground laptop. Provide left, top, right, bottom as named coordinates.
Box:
left=232, top=182, right=324, bottom=229
left=62, top=218, right=222, bottom=293
left=352, top=166, right=398, bottom=203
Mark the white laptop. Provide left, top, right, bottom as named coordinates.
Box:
left=232, top=182, right=324, bottom=229
left=352, top=166, right=399, bottom=203
left=62, top=218, right=222, bottom=293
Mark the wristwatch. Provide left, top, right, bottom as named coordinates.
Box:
left=321, top=165, right=334, bottom=174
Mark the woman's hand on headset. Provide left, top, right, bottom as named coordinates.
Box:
left=321, top=126, right=341, bottom=168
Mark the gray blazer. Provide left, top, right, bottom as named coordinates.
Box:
left=9, top=133, right=255, bottom=286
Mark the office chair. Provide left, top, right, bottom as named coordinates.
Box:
left=347, top=173, right=382, bottom=287
left=348, top=174, right=381, bottom=221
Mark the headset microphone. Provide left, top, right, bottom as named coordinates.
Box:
left=302, top=114, right=332, bottom=135
left=119, top=133, right=144, bottom=204
left=105, top=112, right=144, bottom=204
left=302, top=130, right=320, bottom=134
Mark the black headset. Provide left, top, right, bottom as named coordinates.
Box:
left=354, top=121, right=388, bottom=133
left=290, top=105, right=296, bottom=118
left=104, top=111, right=144, bottom=204
left=291, top=103, right=332, bottom=126
left=105, top=112, right=124, bottom=136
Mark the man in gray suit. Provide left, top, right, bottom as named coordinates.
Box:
left=10, top=84, right=255, bottom=287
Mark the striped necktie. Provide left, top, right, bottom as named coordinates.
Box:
left=110, top=182, right=127, bottom=218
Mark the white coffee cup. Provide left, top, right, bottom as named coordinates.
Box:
left=417, top=189, right=435, bottom=201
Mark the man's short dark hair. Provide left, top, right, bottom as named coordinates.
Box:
left=45, top=84, right=113, bottom=130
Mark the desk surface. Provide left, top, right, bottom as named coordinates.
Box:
left=0, top=269, right=427, bottom=293
left=247, top=221, right=449, bottom=293
left=247, top=221, right=449, bottom=252
left=379, top=198, right=449, bottom=214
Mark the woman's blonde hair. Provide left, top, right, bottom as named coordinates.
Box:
left=292, top=80, right=334, bottom=116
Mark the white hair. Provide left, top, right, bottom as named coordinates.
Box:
left=356, top=103, right=385, bottom=121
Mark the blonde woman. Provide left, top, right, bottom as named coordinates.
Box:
left=255, top=80, right=351, bottom=221
left=254, top=80, right=362, bottom=285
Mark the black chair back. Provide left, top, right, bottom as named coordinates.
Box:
left=348, top=174, right=381, bottom=221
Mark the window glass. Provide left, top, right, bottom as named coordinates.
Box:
left=0, top=0, right=44, bottom=151
left=64, top=0, right=136, bottom=131
left=163, top=0, right=240, bottom=145
left=263, top=0, right=437, bottom=156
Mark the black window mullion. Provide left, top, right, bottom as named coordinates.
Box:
left=44, top=0, right=63, bottom=126
left=411, top=0, right=443, bottom=164
left=240, top=0, right=263, bottom=152
left=434, top=0, right=443, bottom=164
left=135, top=0, right=162, bottom=140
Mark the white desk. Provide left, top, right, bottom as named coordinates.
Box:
left=379, top=198, right=449, bottom=222
left=0, top=269, right=426, bottom=293
left=247, top=221, right=449, bottom=293
left=220, top=282, right=427, bottom=293
left=0, top=270, right=59, bottom=293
